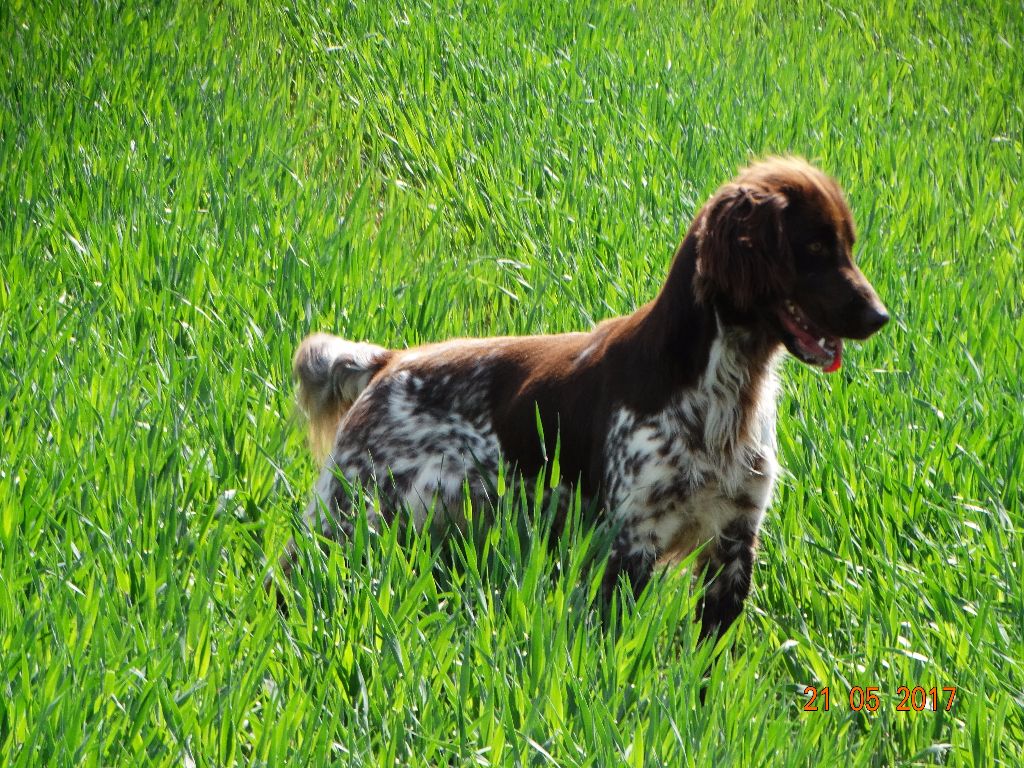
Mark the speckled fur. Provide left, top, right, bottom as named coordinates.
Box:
left=279, top=352, right=504, bottom=572
left=319, top=365, right=501, bottom=534
left=604, top=324, right=778, bottom=555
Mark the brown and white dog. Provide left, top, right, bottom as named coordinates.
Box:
left=275, top=157, right=888, bottom=643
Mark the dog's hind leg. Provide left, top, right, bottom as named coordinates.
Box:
left=601, top=534, right=657, bottom=605
left=265, top=460, right=379, bottom=607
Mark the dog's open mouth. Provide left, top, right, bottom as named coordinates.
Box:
left=778, top=300, right=843, bottom=373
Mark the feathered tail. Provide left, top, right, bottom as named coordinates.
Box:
left=292, top=332, right=391, bottom=460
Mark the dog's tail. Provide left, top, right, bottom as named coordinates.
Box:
left=293, top=332, right=392, bottom=461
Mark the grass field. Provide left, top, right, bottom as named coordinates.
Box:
left=2, top=0, right=1023, bottom=764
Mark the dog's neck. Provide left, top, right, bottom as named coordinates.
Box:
left=637, top=232, right=780, bottom=380
left=699, top=314, right=782, bottom=455
left=604, top=232, right=782, bottom=448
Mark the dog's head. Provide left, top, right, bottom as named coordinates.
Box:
left=694, top=157, right=888, bottom=372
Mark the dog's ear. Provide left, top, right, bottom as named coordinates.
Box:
left=695, top=185, right=792, bottom=311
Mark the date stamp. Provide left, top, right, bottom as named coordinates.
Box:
left=802, top=686, right=957, bottom=713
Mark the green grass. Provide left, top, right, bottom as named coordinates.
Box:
left=2, top=0, right=1022, bottom=764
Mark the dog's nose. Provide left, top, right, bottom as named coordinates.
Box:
left=861, top=304, right=889, bottom=334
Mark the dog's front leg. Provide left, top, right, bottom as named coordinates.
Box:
left=695, top=518, right=757, bottom=644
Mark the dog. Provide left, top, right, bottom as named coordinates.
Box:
left=273, top=157, right=888, bottom=643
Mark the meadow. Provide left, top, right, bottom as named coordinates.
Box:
left=1, top=0, right=1022, bottom=764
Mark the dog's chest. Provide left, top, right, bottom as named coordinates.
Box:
left=602, top=337, right=779, bottom=556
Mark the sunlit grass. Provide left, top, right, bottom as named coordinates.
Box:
left=1, top=0, right=1022, bottom=765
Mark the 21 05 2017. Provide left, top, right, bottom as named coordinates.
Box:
left=802, top=686, right=957, bottom=713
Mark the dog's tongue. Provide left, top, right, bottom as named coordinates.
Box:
left=823, top=341, right=843, bottom=373
left=778, top=306, right=844, bottom=373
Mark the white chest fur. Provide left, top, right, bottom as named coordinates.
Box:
left=603, top=330, right=780, bottom=558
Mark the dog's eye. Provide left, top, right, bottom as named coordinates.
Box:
left=808, top=242, right=825, bottom=254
